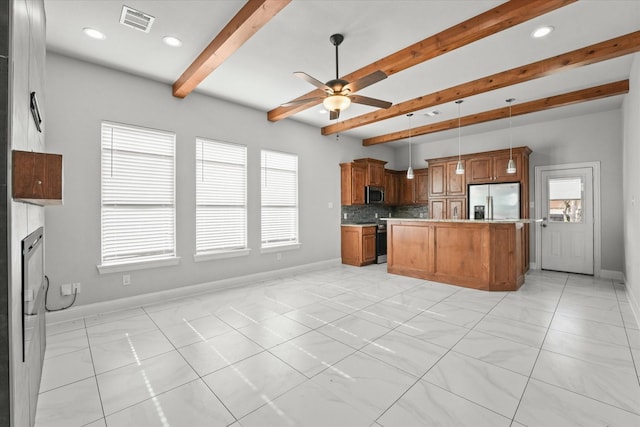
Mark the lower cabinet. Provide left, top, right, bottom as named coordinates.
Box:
left=341, top=226, right=377, bottom=266
left=429, top=197, right=467, bottom=219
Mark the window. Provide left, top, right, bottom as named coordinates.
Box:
left=196, top=138, right=247, bottom=255
left=261, top=150, right=299, bottom=249
left=100, top=122, right=176, bottom=268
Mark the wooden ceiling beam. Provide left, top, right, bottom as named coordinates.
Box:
left=362, top=80, right=629, bottom=146
left=173, top=0, right=291, bottom=98
left=266, top=0, right=575, bottom=122
left=323, top=31, right=640, bottom=136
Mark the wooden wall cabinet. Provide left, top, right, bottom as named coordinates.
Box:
left=414, top=168, right=429, bottom=204
left=353, top=158, right=387, bottom=187
left=384, top=170, right=400, bottom=205
left=341, top=226, right=377, bottom=266
left=467, top=150, right=523, bottom=183
left=340, top=162, right=367, bottom=206
left=12, top=150, right=63, bottom=205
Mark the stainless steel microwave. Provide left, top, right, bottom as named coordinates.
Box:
left=365, top=186, right=384, bottom=204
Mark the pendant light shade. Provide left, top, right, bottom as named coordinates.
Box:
left=406, top=113, right=414, bottom=179
left=506, top=98, right=516, bottom=174
left=455, top=100, right=465, bottom=175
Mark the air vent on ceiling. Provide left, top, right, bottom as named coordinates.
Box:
left=119, top=5, right=155, bottom=33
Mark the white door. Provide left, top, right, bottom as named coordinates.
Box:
left=540, top=167, right=594, bottom=274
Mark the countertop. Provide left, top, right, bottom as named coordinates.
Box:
left=381, top=218, right=542, bottom=223
left=340, top=223, right=378, bottom=227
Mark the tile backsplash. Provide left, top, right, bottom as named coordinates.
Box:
left=341, top=205, right=428, bottom=223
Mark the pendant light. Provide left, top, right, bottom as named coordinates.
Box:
left=455, top=100, right=465, bottom=175
left=406, top=113, right=414, bottom=179
left=506, top=98, right=517, bottom=174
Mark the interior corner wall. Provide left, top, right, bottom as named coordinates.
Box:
left=43, top=52, right=395, bottom=308
left=398, top=108, right=624, bottom=273
left=623, top=53, right=640, bottom=317
left=4, top=0, right=47, bottom=426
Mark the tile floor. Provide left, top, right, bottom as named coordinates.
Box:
left=36, top=265, right=640, bottom=426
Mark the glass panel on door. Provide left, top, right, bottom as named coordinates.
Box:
left=547, top=177, right=583, bottom=223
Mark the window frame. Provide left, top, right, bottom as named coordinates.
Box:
left=194, top=137, right=249, bottom=261
left=97, top=121, right=178, bottom=274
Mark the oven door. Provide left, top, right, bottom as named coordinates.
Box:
left=376, top=229, right=387, bottom=264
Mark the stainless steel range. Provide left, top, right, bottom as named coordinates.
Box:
left=376, top=222, right=387, bottom=264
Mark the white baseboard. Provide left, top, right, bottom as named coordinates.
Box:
left=528, top=262, right=538, bottom=270
left=46, top=258, right=341, bottom=325
left=599, top=269, right=625, bottom=281
left=625, top=277, right=640, bottom=329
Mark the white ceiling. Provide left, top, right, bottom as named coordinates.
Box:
left=44, top=1, right=640, bottom=148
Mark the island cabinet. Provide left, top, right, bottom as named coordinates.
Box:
left=427, top=160, right=466, bottom=219
left=353, top=158, right=387, bottom=187
left=340, top=162, right=367, bottom=205
left=387, top=219, right=525, bottom=291
left=341, top=225, right=376, bottom=266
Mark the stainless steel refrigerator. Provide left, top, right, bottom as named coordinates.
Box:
left=468, top=182, right=520, bottom=220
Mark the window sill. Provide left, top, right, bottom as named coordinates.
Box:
left=194, top=248, right=251, bottom=262
left=97, top=256, right=181, bottom=274
left=260, top=243, right=302, bottom=254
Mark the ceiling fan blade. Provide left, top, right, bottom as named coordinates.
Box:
left=342, top=70, right=387, bottom=94
left=329, top=110, right=340, bottom=120
left=350, top=95, right=392, bottom=109
left=294, top=72, right=332, bottom=92
left=280, top=96, right=325, bottom=107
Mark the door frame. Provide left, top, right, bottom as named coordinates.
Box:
left=534, top=162, right=601, bottom=276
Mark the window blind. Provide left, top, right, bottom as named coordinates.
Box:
left=261, top=150, right=298, bottom=248
left=101, top=122, right=175, bottom=264
left=196, top=138, right=247, bottom=253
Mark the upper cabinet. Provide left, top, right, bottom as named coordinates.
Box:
left=414, top=168, right=429, bottom=204
left=12, top=150, right=63, bottom=205
left=340, top=162, right=367, bottom=205
left=353, top=158, right=387, bottom=187
left=384, top=170, right=400, bottom=206
left=428, top=160, right=465, bottom=198
left=467, top=148, right=527, bottom=183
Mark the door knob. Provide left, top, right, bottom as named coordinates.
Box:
left=542, top=224, right=547, bottom=227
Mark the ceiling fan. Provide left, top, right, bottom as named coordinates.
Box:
left=282, top=34, right=392, bottom=120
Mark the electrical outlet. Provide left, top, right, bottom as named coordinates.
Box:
left=276, top=253, right=282, bottom=261
left=60, top=284, right=72, bottom=296
left=123, top=274, right=131, bottom=286
left=328, top=202, right=333, bottom=209
left=343, top=213, right=348, bottom=219
left=72, top=283, right=81, bottom=294
left=375, top=213, right=378, bottom=218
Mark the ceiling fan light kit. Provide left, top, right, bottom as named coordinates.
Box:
left=283, top=33, right=391, bottom=120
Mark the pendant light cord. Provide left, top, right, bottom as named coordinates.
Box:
left=408, top=113, right=413, bottom=165
left=508, top=98, right=513, bottom=159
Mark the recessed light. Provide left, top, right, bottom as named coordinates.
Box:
left=83, top=27, right=106, bottom=40
left=162, top=36, right=182, bottom=47
left=425, top=110, right=440, bottom=117
left=319, top=109, right=328, bottom=114
left=532, top=26, right=554, bottom=39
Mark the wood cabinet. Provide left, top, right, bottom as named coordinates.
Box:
left=12, top=150, right=63, bottom=205
left=428, top=160, right=466, bottom=219
left=429, top=197, right=466, bottom=220
left=467, top=150, right=523, bottom=183
left=384, top=170, right=400, bottom=206
left=387, top=219, right=524, bottom=291
left=341, top=225, right=377, bottom=266
left=353, top=158, right=387, bottom=187
left=399, top=174, right=414, bottom=205
left=414, top=168, right=429, bottom=204
left=340, top=162, right=366, bottom=206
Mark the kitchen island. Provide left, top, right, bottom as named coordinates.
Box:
left=385, top=218, right=533, bottom=291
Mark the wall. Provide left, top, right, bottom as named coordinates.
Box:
left=399, top=108, right=624, bottom=273
left=2, top=1, right=47, bottom=426
left=623, top=53, right=640, bottom=318
left=44, top=52, right=396, bottom=308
